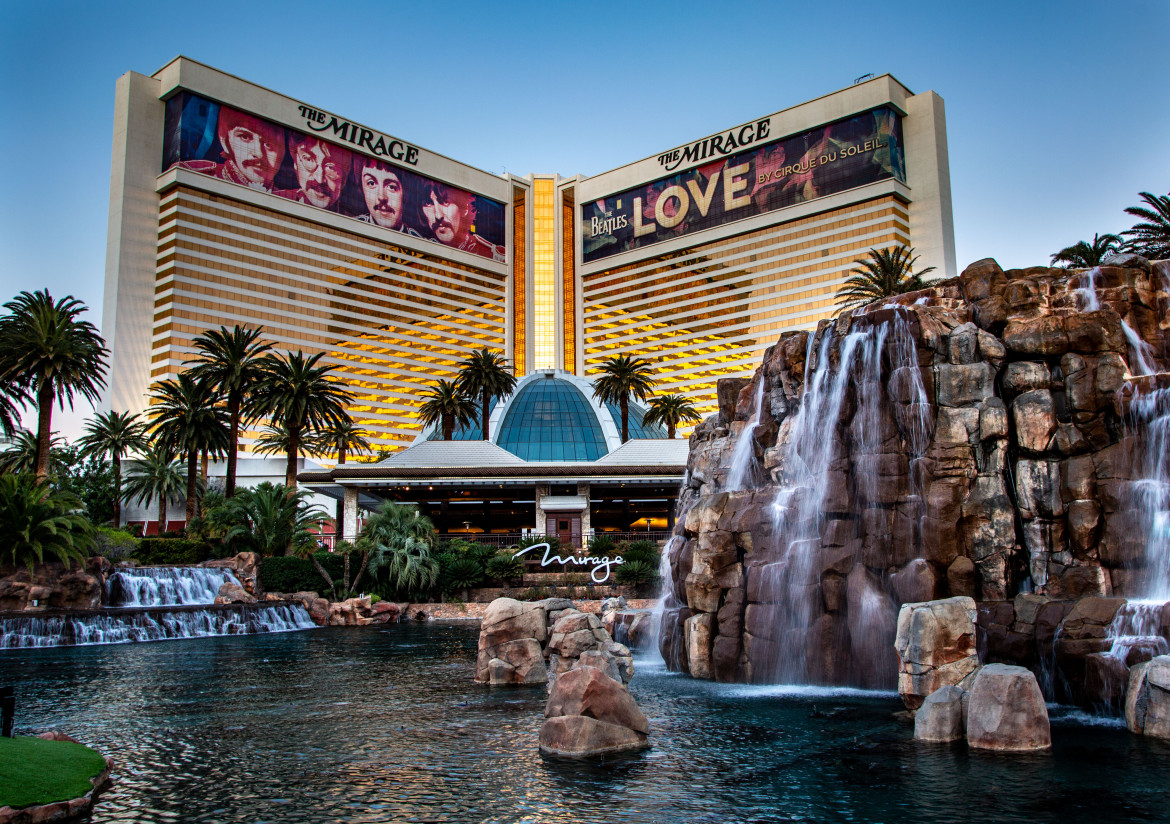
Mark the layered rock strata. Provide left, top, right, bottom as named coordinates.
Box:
left=662, top=256, right=1170, bottom=686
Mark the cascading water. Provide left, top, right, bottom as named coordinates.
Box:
left=724, top=377, right=767, bottom=491
left=1103, top=602, right=1170, bottom=664
left=1123, top=385, right=1170, bottom=601
left=2, top=565, right=317, bottom=648
left=106, top=566, right=242, bottom=607
left=1075, top=266, right=1156, bottom=376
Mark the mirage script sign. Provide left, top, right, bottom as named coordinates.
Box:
left=512, top=543, right=624, bottom=584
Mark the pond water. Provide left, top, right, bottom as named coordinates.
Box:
left=4, top=622, right=1170, bottom=823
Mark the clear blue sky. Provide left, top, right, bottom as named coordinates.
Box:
left=1, top=0, right=1167, bottom=435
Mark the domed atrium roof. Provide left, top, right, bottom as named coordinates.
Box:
left=422, top=370, right=665, bottom=461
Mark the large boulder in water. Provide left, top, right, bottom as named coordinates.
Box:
left=1125, top=655, right=1170, bottom=739
left=914, top=684, right=966, bottom=742
left=895, top=596, right=979, bottom=709
left=539, top=666, right=649, bottom=757
left=966, top=664, right=1051, bottom=751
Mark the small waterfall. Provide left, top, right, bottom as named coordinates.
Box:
left=1075, top=267, right=1101, bottom=311
left=1121, top=321, right=1157, bottom=376
left=106, top=567, right=242, bottom=607
left=0, top=604, right=316, bottom=649
left=1125, top=386, right=1170, bottom=600
left=1103, top=602, right=1169, bottom=664
left=725, top=378, right=767, bottom=491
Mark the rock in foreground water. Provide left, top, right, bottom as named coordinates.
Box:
left=914, top=684, right=967, bottom=742
left=966, top=664, right=1051, bottom=751
left=539, top=666, right=649, bottom=757
left=1125, top=655, right=1170, bottom=739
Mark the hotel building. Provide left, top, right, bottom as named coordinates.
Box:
left=103, top=58, right=953, bottom=537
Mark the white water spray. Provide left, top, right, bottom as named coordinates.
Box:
left=725, top=377, right=767, bottom=491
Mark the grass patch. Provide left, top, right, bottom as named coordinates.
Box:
left=0, top=736, right=107, bottom=809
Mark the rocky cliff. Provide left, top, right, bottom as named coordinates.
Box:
left=660, top=255, right=1170, bottom=687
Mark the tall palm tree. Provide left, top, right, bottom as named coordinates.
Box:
left=1122, top=192, right=1170, bottom=260
left=355, top=501, right=438, bottom=596
left=185, top=325, right=273, bottom=498
left=834, top=246, right=935, bottom=312
left=251, top=351, right=354, bottom=489
left=0, top=375, right=28, bottom=438
left=643, top=393, right=702, bottom=439
left=314, top=420, right=372, bottom=543
left=0, top=429, right=58, bottom=476
left=223, top=482, right=327, bottom=557
left=418, top=379, right=477, bottom=440
left=123, top=444, right=185, bottom=533
left=455, top=349, right=516, bottom=441
left=147, top=374, right=230, bottom=522
left=0, top=474, right=94, bottom=573
left=0, top=291, right=107, bottom=480
left=592, top=355, right=655, bottom=442
left=76, top=410, right=148, bottom=527
left=1050, top=233, right=1124, bottom=268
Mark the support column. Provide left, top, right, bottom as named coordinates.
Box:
left=534, top=484, right=548, bottom=537
left=577, top=482, right=592, bottom=544
left=667, top=497, right=676, bottom=530
left=343, top=487, right=359, bottom=543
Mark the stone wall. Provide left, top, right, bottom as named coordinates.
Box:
left=661, top=255, right=1170, bottom=686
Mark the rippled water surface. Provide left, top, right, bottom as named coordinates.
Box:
left=5, top=622, right=1170, bottom=823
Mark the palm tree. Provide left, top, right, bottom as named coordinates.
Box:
left=1122, top=192, right=1170, bottom=260
left=0, top=375, right=27, bottom=438
left=0, top=291, right=108, bottom=480
left=643, top=393, right=702, bottom=439
left=185, top=326, right=273, bottom=498
left=455, top=349, right=516, bottom=441
left=76, top=410, right=148, bottom=527
left=591, top=354, right=656, bottom=442
left=251, top=351, right=354, bottom=488
left=355, top=502, right=438, bottom=596
left=223, top=482, right=327, bottom=557
left=1050, top=233, right=1124, bottom=268
left=834, top=246, right=936, bottom=312
left=418, top=379, right=477, bottom=440
left=314, top=420, right=371, bottom=543
left=123, top=444, right=185, bottom=533
left=0, top=474, right=94, bottom=573
left=0, top=429, right=58, bottom=476
left=147, top=374, right=230, bottom=523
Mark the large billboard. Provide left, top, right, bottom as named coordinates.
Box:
left=582, top=107, right=905, bottom=263
left=162, top=93, right=507, bottom=263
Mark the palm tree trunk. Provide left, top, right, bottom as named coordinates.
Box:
left=620, top=396, right=629, bottom=443
left=350, top=551, right=372, bottom=594
left=158, top=494, right=167, bottom=535
left=35, top=381, right=53, bottom=481
left=310, top=553, right=335, bottom=592
left=343, top=551, right=351, bottom=592
left=335, top=447, right=346, bottom=543
left=443, top=413, right=454, bottom=440
left=481, top=390, right=490, bottom=440
left=226, top=394, right=240, bottom=497
left=186, top=449, right=198, bottom=523
left=113, top=454, right=122, bottom=527
left=668, top=422, right=676, bottom=439
left=286, top=427, right=299, bottom=489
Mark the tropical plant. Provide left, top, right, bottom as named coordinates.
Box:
left=643, top=393, right=702, bottom=439
left=0, top=429, right=52, bottom=475
left=122, top=444, right=185, bottom=533
left=0, top=473, right=94, bottom=573
left=185, top=325, right=273, bottom=497
left=224, top=482, right=328, bottom=557
left=418, top=379, right=477, bottom=441
left=485, top=552, right=523, bottom=582
left=455, top=348, right=516, bottom=440
left=354, top=502, right=438, bottom=596
left=621, top=539, right=661, bottom=566
left=50, top=444, right=115, bottom=526
left=147, top=373, right=230, bottom=522
left=440, top=556, right=484, bottom=597
left=1049, top=233, right=1124, bottom=269
left=0, top=375, right=27, bottom=438
left=587, top=535, right=615, bottom=554
left=92, top=526, right=140, bottom=562
left=251, top=351, right=354, bottom=488
left=834, top=246, right=935, bottom=312
left=615, top=558, right=658, bottom=588
left=314, top=419, right=371, bottom=541
left=591, top=354, right=655, bottom=442
left=1122, top=192, right=1170, bottom=260
left=0, top=291, right=108, bottom=480
left=76, top=410, right=148, bottom=526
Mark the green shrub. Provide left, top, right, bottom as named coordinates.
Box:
left=465, top=543, right=497, bottom=566
left=588, top=535, right=615, bottom=554
left=259, top=552, right=350, bottom=596
left=485, top=552, right=523, bottom=582
left=620, top=539, right=661, bottom=566
left=135, top=538, right=212, bottom=565
left=93, top=527, right=139, bottom=561
left=440, top=556, right=483, bottom=593
left=516, top=586, right=552, bottom=601
left=615, top=558, right=659, bottom=588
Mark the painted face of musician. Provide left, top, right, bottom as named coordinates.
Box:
left=358, top=160, right=405, bottom=229
left=422, top=185, right=474, bottom=246
left=218, top=110, right=284, bottom=189
left=291, top=136, right=346, bottom=208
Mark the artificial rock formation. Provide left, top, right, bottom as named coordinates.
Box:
left=0, top=557, right=111, bottom=611
left=965, top=664, right=1051, bottom=751
left=539, top=666, right=650, bottom=757
left=913, top=684, right=967, bottom=743
left=661, top=256, right=1170, bottom=687
left=895, top=597, right=979, bottom=709
left=1125, top=655, right=1170, bottom=738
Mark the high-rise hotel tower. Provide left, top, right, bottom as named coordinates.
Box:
left=104, top=58, right=954, bottom=455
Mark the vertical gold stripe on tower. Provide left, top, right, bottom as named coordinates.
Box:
left=512, top=186, right=526, bottom=375
left=561, top=187, right=576, bottom=374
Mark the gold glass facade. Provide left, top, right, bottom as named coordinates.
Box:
left=532, top=178, right=556, bottom=370
left=154, top=186, right=508, bottom=453
left=561, top=187, right=576, bottom=374
left=581, top=195, right=910, bottom=420
left=511, top=186, right=527, bottom=376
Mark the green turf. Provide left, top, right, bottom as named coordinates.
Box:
left=0, top=736, right=107, bottom=809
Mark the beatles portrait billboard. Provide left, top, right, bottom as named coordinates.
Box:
left=162, top=93, right=507, bottom=263
left=581, top=107, right=905, bottom=264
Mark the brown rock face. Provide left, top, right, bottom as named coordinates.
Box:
left=539, top=666, right=650, bottom=757
left=895, top=597, right=980, bottom=709
left=661, top=256, right=1170, bottom=688
left=966, top=664, right=1052, bottom=751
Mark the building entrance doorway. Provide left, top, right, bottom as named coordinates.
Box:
left=546, top=515, right=582, bottom=548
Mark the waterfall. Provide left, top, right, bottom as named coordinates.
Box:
left=725, top=377, right=767, bottom=491
left=1125, top=385, right=1170, bottom=600
left=1076, top=267, right=1101, bottom=311
left=106, top=567, right=242, bottom=607
left=1121, top=321, right=1157, bottom=376
left=0, top=604, right=316, bottom=649
left=1103, top=602, right=1169, bottom=664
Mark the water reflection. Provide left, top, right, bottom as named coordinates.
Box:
left=3, top=623, right=1169, bottom=823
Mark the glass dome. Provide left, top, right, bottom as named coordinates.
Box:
left=605, top=401, right=666, bottom=440
left=496, top=378, right=607, bottom=461
left=425, top=397, right=497, bottom=441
